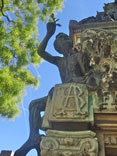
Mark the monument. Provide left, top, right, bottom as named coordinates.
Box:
left=14, top=1, right=117, bottom=156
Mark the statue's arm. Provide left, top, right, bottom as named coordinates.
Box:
left=38, top=22, right=60, bottom=65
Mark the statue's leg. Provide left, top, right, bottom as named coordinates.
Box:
left=29, top=96, right=47, bottom=136
left=14, top=96, right=48, bottom=156
left=35, top=146, right=41, bottom=156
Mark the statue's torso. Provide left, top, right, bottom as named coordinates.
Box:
left=57, top=53, right=85, bottom=83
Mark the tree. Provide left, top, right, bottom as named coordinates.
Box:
left=0, top=0, right=64, bottom=118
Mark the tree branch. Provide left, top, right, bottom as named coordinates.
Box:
left=1, top=0, right=12, bottom=22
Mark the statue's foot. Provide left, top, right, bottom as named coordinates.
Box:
left=14, top=134, right=41, bottom=156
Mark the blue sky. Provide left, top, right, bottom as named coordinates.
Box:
left=0, top=0, right=114, bottom=155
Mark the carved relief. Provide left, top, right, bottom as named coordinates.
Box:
left=53, top=84, right=88, bottom=118
left=40, top=130, right=98, bottom=156
left=45, top=83, right=94, bottom=123
left=73, top=28, right=117, bottom=111
left=42, top=83, right=94, bottom=129
left=104, top=135, right=117, bottom=146
left=58, top=137, right=80, bottom=146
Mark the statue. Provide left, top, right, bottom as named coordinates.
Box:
left=14, top=1, right=117, bottom=156
left=14, top=17, right=101, bottom=156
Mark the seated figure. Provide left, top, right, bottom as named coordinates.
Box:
left=14, top=21, right=101, bottom=156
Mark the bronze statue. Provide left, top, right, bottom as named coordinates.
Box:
left=14, top=18, right=101, bottom=156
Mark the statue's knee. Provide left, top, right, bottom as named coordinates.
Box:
left=29, top=97, right=46, bottom=113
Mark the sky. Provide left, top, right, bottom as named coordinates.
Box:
left=0, top=0, right=114, bottom=155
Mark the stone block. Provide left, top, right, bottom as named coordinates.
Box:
left=42, top=83, right=94, bottom=129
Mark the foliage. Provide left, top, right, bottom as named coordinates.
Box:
left=0, top=0, right=64, bottom=118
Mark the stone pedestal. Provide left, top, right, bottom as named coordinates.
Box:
left=40, top=130, right=98, bottom=156
left=42, top=83, right=94, bottom=130
left=41, top=83, right=98, bottom=155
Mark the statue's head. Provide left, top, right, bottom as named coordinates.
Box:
left=54, top=33, right=73, bottom=56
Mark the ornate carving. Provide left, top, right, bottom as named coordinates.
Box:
left=52, top=84, right=88, bottom=119
left=104, top=134, right=117, bottom=146
left=73, top=28, right=117, bottom=111
left=40, top=130, right=98, bottom=156
left=42, top=83, right=94, bottom=129
left=58, top=137, right=80, bottom=146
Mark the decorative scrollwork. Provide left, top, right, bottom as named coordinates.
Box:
left=74, top=29, right=117, bottom=110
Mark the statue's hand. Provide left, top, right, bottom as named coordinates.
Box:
left=46, top=14, right=61, bottom=36
left=46, top=21, right=56, bottom=36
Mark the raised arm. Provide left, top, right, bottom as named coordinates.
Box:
left=38, top=22, right=60, bottom=65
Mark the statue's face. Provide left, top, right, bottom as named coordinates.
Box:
left=54, top=33, right=73, bottom=56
